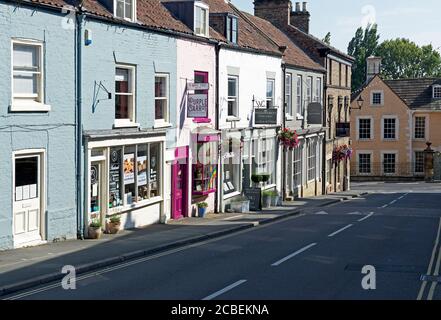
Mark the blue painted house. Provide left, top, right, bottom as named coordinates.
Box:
left=77, top=0, right=196, bottom=236
left=0, top=0, right=77, bottom=249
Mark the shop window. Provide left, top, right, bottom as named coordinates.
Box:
left=307, top=139, right=317, bottom=181
left=90, top=163, right=100, bottom=213
left=293, top=143, right=302, bottom=187
left=257, top=137, right=276, bottom=185
left=109, top=147, right=123, bottom=209
left=137, top=145, right=149, bottom=201
left=149, top=143, right=161, bottom=198
left=223, top=138, right=241, bottom=195
left=123, top=146, right=136, bottom=205
left=193, top=141, right=218, bottom=195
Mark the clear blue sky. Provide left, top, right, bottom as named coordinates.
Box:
left=232, top=0, right=441, bottom=54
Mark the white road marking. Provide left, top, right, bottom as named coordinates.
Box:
left=223, top=215, right=244, bottom=221
left=328, top=224, right=353, bottom=238
left=380, top=204, right=388, bottom=209
left=271, top=243, right=317, bottom=267
left=428, top=246, right=441, bottom=300
left=358, top=212, right=374, bottom=222
left=417, top=217, right=441, bottom=300
left=202, top=280, right=247, bottom=300
left=348, top=212, right=364, bottom=216
left=389, top=200, right=397, bottom=205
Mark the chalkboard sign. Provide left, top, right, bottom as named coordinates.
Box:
left=255, top=108, right=278, bottom=125
left=243, top=187, right=262, bottom=211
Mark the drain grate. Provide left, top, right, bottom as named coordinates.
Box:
left=420, top=275, right=441, bottom=283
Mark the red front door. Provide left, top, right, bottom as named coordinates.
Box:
left=172, top=160, right=187, bottom=220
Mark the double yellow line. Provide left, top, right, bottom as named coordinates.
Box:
left=418, top=217, right=441, bottom=300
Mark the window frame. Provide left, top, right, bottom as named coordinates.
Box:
left=414, top=150, right=425, bottom=175
left=414, top=116, right=427, bottom=140
left=357, top=152, right=372, bottom=175
left=370, top=90, right=384, bottom=106
left=114, top=0, right=136, bottom=22
left=357, top=117, right=373, bottom=141
left=194, top=2, right=209, bottom=37
left=285, top=73, right=292, bottom=116
left=227, top=75, right=239, bottom=117
left=315, top=77, right=322, bottom=103
left=226, top=15, right=238, bottom=44
left=266, top=78, right=275, bottom=108
left=306, top=76, right=313, bottom=106
left=114, top=64, right=137, bottom=128
left=11, top=39, right=50, bottom=112
left=382, top=116, right=398, bottom=141
left=296, top=75, right=303, bottom=117
left=307, top=138, right=317, bottom=182
left=433, top=85, right=441, bottom=99
left=154, top=73, right=170, bottom=126
left=382, top=152, right=398, bottom=175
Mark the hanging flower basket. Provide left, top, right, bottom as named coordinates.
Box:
left=278, top=128, right=299, bottom=151
left=333, top=145, right=353, bottom=164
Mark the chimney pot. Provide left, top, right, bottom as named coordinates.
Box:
left=295, top=2, right=300, bottom=12
left=302, top=2, right=307, bottom=12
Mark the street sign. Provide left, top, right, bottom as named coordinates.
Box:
left=187, top=94, right=208, bottom=118
left=254, top=108, right=278, bottom=125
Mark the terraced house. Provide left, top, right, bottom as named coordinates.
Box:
left=0, top=0, right=77, bottom=249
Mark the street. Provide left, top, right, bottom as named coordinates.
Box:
left=4, top=182, right=441, bottom=300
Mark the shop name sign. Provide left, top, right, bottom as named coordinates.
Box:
left=254, top=108, right=278, bottom=125
left=187, top=94, right=208, bottom=118
left=187, top=82, right=209, bottom=91
left=307, top=102, right=323, bottom=125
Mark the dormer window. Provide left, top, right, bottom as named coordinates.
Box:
left=226, top=15, right=238, bottom=44
left=194, top=2, right=209, bottom=37
left=115, top=0, right=136, bottom=22
left=433, top=85, right=441, bottom=99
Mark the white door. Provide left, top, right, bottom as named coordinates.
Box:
left=13, top=154, right=42, bottom=246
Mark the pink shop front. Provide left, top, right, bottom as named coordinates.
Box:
left=170, top=128, right=220, bottom=219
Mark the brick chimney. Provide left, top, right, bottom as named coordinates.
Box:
left=254, top=0, right=292, bottom=28
left=290, top=2, right=310, bottom=33
left=366, top=56, right=382, bottom=82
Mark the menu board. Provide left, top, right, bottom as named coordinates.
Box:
left=109, top=148, right=122, bottom=208
left=244, top=187, right=262, bottom=211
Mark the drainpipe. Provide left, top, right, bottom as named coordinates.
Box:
left=76, top=13, right=84, bottom=239
left=322, top=63, right=328, bottom=195
left=281, top=64, right=287, bottom=201
left=214, top=43, right=220, bottom=214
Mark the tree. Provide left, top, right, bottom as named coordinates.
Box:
left=347, top=24, right=380, bottom=91
left=322, top=32, right=331, bottom=45
left=375, top=39, right=441, bottom=79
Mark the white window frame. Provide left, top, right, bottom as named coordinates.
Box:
left=356, top=116, right=374, bottom=141
left=227, top=75, right=239, bottom=118
left=315, top=77, right=322, bottom=103
left=307, top=138, right=317, bottom=182
left=370, top=90, right=384, bottom=106
left=414, top=115, right=427, bottom=140
left=306, top=76, right=313, bottom=105
left=357, top=151, right=373, bottom=175
left=114, top=0, right=137, bottom=22
left=11, top=39, right=50, bottom=112
left=381, top=151, right=398, bottom=176
left=285, top=73, right=292, bottom=117
left=433, top=85, right=441, bottom=99
left=296, top=75, right=303, bottom=118
left=154, top=73, right=170, bottom=127
left=381, top=116, right=399, bottom=141
left=194, top=2, right=209, bottom=37
left=266, top=78, right=275, bottom=108
left=114, top=64, right=137, bottom=128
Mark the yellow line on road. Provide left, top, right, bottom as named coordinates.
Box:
left=417, top=217, right=441, bottom=300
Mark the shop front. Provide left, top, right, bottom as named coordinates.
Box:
left=84, top=131, right=166, bottom=233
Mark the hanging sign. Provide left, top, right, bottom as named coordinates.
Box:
left=188, top=94, right=208, bottom=118
left=188, top=82, right=209, bottom=91
left=307, top=102, right=323, bottom=125
left=254, top=108, right=278, bottom=125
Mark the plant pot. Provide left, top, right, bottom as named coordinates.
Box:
left=271, top=196, right=280, bottom=207
left=262, top=196, right=271, bottom=209
left=106, top=222, right=121, bottom=234
left=88, top=226, right=102, bottom=239
left=198, top=207, right=207, bottom=218
left=231, top=200, right=250, bottom=213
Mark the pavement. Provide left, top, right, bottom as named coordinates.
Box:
left=0, top=190, right=365, bottom=297
left=4, top=182, right=441, bottom=300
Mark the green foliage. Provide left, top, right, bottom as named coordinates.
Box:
left=197, top=202, right=208, bottom=209
left=89, top=219, right=102, bottom=229
left=347, top=24, right=380, bottom=91
left=376, top=39, right=441, bottom=79
left=322, top=32, right=331, bottom=45
left=109, top=215, right=121, bottom=224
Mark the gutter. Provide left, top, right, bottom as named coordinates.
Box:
left=322, top=59, right=328, bottom=195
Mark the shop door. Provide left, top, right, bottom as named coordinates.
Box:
left=172, top=161, right=187, bottom=220
left=13, top=155, right=42, bottom=246
left=90, top=161, right=105, bottom=225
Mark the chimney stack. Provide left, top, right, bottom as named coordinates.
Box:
left=290, top=1, right=310, bottom=33
left=254, top=0, right=292, bottom=28
left=366, top=56, right=382, bottom=82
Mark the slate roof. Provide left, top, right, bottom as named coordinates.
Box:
left=385, top=78, right=441, bottom=110
left=242, top=12, right=325, bottom=73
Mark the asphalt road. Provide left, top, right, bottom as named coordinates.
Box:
left=5, top=182, right=441, bottom=300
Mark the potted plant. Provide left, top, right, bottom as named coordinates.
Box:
left=106, top=215, right=121, bottom=234
left=88, top=219, right=102, bottom=239
left=230, top=196, right=250, bottom=213
left=269, top=190, right=280, bottom=206
left=262, top=190, right=273, bottom=209
left=251, top=174, right=263, bottom=186
left=197, top=202, right=208, bottom=218
left=261, top=173, right=271, bottom=184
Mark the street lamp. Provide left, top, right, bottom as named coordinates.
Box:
left=351, top=95, right=364, bottom=110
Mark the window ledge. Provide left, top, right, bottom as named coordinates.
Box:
left=296, top=114, right=304, bottom=120
left=154, top=121, right=172, bottom=129
left=108, top=196, right=163, bottom=215
left=261, top=184, right=277, bottom=191
left=226, top=116, right=241, bottom=122
left=224, top=191, right=241, bottom=200
left=285, top=114, right=294, bottom=121
left=10, top=103, right=51, bottom=112
left=113, top=121, right=140, bottom=129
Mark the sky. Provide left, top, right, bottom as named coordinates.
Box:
left=232, top=0, right=441, bottom=54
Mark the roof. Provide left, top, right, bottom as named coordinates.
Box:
left=385, top=78, right=441, bottom=110
left=242, top=12, right=325, bottom=73
left=283, top=24, right=354, bottom=64
left=203, top=0, right=282, bottom=56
